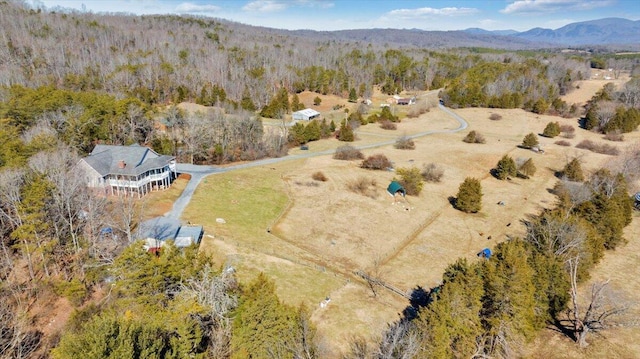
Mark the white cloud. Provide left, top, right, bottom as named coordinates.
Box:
left=501, top=0, right=613, bottom=14
left=175, top=2, right=220, bottom=13
left=242, top=0, right=289, bottom=12
left=386, top=7, right=479, bottom=20
left=295, top=0, right=334, bottom=9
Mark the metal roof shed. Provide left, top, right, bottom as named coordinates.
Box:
left=175, top=225, right=204, bottom=248
left=292, top=108, right=320, bottom=121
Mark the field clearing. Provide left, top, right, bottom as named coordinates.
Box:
left=181, top=82, right=640, bottom=357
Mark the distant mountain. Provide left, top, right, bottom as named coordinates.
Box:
left=278, top=17, right=638, bottom=50
left=512, top=18, right=640, bottom=46
left=463, top=28, right=519, bottom=36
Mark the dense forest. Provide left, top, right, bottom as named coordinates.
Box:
left=1, top=0, right=640, bottom=357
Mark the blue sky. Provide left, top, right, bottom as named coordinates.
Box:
left=33, top=0, right=640, bottom=32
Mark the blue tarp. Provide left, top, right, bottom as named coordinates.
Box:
left=478, top=248, right=492, bottom=259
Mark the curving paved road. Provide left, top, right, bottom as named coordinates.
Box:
left=166, top=104, right=468, bottom=219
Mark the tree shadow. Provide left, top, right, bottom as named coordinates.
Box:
left=400, top=285, right=441, bottom=321
left=548, top=318, right=577, bottom=342
left=448, top=196, right=456, bottom=208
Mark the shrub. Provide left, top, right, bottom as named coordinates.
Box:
left=333, top=145, right=364, bottom=160
left=456, top=177, right=482, bottom=213
left=542, top=121, right=561, bottom=138
left=518, top=158, right=536, bottom=178
left=394, top=136, right=415, bottom=150
left=463, top=130, right=486, bottom=144
left=560, top=124, right=575, bottom=138
left=576, top=140, right=620, bottom=155
left=54, top=279, right=87, bottom=306
left=522, top=133, right=539, bottom=148
left=312, top=171, right=328, bottom=182
left=313, top=96, right=321, bottom=106
left=347, top=177, right=377, bottom=198
left=406, top=101, right=429, bottom=118
left=555, top=140, right=571, bottom=146
left=495, top=155, right=517, bottom=180
left=395, top=167, right=424, bottom=196
left=380, top=120, right=397, bottom=130
left=361, top=154, right=392, bottom=170
left=489, top=113, right=502, bottom=121
left=562, top=158, right=585, bottom=181
left=421, top=163, right=444, bottom=183
left=604, top=131, right=624, bottom=142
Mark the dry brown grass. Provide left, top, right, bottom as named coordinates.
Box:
left=179, top=80, right=640, bottom=357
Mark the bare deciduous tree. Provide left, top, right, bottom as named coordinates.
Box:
left=567, top=257, right=630, bottom=348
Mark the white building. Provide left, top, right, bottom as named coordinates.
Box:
left=292, top=108, right=321, bottom=121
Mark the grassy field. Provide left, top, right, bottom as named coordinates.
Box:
left=176, top=77, right=640, bottom=357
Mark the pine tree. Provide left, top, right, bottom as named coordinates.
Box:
left=338, top=120, right=354, bottom=142
left=290, top=93, right=304, bottom=111
left=455, top=177, right=482, bottom=213
left=562, top=158, right=584, bottom=181
left=348, top=88, right=358, bottom=103
left=495, top=155, right=517, bottom=180
left=522, top=133, right=539, bottom=148
left=542, top=121, right=561, bottom=138
left=518, top=158, right=537, bottom=178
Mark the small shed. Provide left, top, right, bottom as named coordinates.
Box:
left=387, top=181, right=406, bottom=197
left=292, top=108, right=320, bottom=121
left=175, top=225, right=204, bottom=248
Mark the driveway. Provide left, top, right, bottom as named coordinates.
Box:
left=166, top=104, right=468, bottom=219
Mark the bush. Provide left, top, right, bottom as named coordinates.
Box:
left=421, top=163, right=444, bottom=183
left=313, top=96, right=322, bottom=106
left=562, top=158, right=585, bottom=181
left=347, top=177, right=377, bottom=198
left=54, top=279, right=87, bottom=306
left=394, top=136, right=415, bottom=150
left=576, top=140, right=620, bottom=155
left=604, top=131, right=624, bottom=142
left=495, top=155, right=517, bottom=180
left=406, top=101, right=429, bottom=118
left=361, top=154, right=392, bottom=170
left=560, top=124, right=575, bottom=138
left=489, top=113, right=502, bottom=121
left=522, top=133, right=539, bottom=148
left=333, top=145, right=364, bottom=160
left=312, top=171, right=328, bottom=182
left=395, top=167, right=424, bottom=196
left=379, top=120, right=397, bottom=130
left=456, top=177, right=482, bottom=213
left=555, top=140, right=571, bottom=146
left=542, top=121, right=561, bottom=138
left=463, top=130, right=486, bottom=144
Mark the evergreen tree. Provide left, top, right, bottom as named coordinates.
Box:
left=542, top=121, right=561, bottom=138
left=338, top=120, right=354, bottom=142
left=416, top=259, right=484, bottom=358
left=518, top=158, right=537, bottom=178
left=455, top=177, right=482, bottom=213
left=395, top=167, right=423, bottom=196
left=495, top=155, right=517, bottom=180
left=522, top=133, right=539, bottom=148
left=290, top=93, right=304, bottom=112
left=480, top=240, right=540, bottom=355
left=313, top=96, right=322, bottom=106
left=231, top=273, right=306, bottom=359
left=240, top=88, right=256, bottom=112
left=562, top=158, right=584, bottom=182
left=348, top=88, right=358, bottom=103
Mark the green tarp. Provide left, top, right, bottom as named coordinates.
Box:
left=387, top=181, right=406, bottom=197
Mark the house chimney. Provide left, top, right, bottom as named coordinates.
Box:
left=118, top=160, right=126, bottom=169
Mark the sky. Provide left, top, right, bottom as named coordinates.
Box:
left=32, top=0, right=640, bottom=32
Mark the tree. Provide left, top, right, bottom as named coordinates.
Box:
left=455, top=177, right=482, bottom=213
left=495, top=155, right=517, bottom=180
left=543, top=121, right=561, bottom=138
left=522, top=133, right=539, bottom=148
left=567, top=258, right=629, bottom=348
left=313, top=96, right=322, bottom=106
left=518, top=158, right=537, bottom=178
left=348, top=88, right=358, bottom=103
left=562, top=158, right=585, bottom=182
left=291, top=93, right=304, bottom=112
left=338, top=120, right=354, bottom=142
left=463, top=130, right=485, bottom=144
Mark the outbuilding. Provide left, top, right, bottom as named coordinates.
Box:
left=292, top=108, right=321, bottom=121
